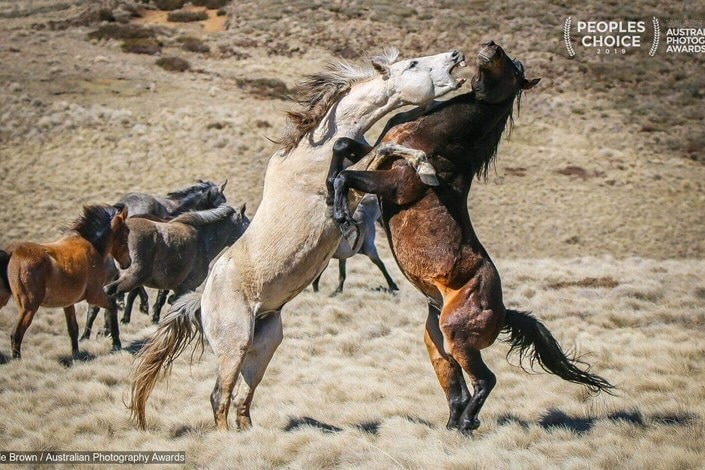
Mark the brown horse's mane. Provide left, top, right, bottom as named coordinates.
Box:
left=279, top=49, right=400, bottom=153
left=170, top=205, right=235, bottom=227
left=166, top=180, right=218, bottom=199
left=68, top=204, right=121, bottom=255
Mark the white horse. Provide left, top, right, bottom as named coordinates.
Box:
left=131, top=48, right=467, bottom=430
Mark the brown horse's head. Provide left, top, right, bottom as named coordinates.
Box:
left=471, top=41, right=540, bottom=104
left=109, top=205, right=131, bottom=269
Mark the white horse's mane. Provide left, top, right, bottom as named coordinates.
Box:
left=280, top=48, right=400, bottom=152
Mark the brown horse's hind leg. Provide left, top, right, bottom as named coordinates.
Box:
left=11, top=307, right=38, bottom=359
left=452, top=348, right=496, bottom=434
left=64, top=305, right=80, bottom=359
left=438, top=283, right=504, bottom=434
left=424, top=304, right=471, bottom=430
left=232, top=311, right=283, bottom=430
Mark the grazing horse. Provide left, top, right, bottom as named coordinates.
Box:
left=312, top=194, right=398, bottom=295
left=82, top=205, right=249, bottom=340
left=131, top=48, right=468, bottom=430
left=331, top=42, right=613, bottom=434
left=82, top=181, right=228, bottom=338
left=0, top=205, right=129, bottom=359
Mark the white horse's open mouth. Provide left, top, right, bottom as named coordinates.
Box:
left=449, top=54, right=468, bottom=86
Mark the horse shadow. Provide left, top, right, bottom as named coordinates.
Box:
left=498, top=408, right=696, bottom=435
left=125, top=337, right=151, bottom=355
left=284, top=415, right=432, bottom=436
left=284, top=409, right=696, bottom=436
left=58, top=350, right=96, bottom=367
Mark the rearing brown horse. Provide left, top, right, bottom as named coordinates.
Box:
left=0, top=204, right=130, bottom=359
left=332, top=42, right=613, bottom=434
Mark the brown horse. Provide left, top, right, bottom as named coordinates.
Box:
left=0, top=205, right=130, bottom=359
left=331, top=41, right=613, bottom=434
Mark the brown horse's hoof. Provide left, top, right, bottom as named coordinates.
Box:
left=111, top=343, right=122, bottom=353
left=459, top=418, right=481, bottom=435
left=79, top=332, right=90, bottom=342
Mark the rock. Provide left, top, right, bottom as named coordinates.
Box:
left=94, top=55, right=109, bottom=63
left=8, top=82, right=22, bottom=93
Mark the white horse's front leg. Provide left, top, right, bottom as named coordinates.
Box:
left=375, top=143, right=439, bottom=186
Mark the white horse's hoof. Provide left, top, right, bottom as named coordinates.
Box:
left=417, top=162, right=440, bottom=186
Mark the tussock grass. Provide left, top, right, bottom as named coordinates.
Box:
left=0, top=257, right=703, bottom=467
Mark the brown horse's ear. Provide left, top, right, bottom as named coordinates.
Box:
left=238, top=202, right=246, bottom=215
left=220, top=179, right=228, bottom=192
left=522, top=78, right=540, bottom=90
left=371, top=58, right=390, bottom=80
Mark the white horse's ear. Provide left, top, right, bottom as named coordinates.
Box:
left=239, top=202, right=246, bottom=215
left=220, top=179, right=228, bottom=192
left=371, top=58, right=390, bottom=80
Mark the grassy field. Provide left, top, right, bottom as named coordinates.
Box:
left=0, top=0, right=704, bottom=468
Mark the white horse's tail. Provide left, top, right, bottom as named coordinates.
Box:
left=129, top=292, right=204, bottom=429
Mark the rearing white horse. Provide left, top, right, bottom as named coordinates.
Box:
left=131, top=48, right=467, bottom=431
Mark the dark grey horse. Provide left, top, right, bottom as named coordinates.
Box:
left=82, top=205, right=249, bottom=339
left=81, top=180, right=228, bottom=340
left=119, top=180, right=228, bottom=219
left=313, top=194, right=398, bottom=295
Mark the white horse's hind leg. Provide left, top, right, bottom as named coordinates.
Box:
left=232, top=311, right=283, bottom=430
left=202, top=286, right=254, bottom=431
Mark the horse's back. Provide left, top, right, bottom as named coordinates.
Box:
left=118, top=192, right=170, bottom=219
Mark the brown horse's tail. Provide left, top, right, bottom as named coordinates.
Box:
left=0, top=250, right=11, bottom=301
left=129, top=292, right=204, bottom=429
left=500, top=309, right=614, bottom=394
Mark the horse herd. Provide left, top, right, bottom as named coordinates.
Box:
left=0, top=42, right=613, bottom=436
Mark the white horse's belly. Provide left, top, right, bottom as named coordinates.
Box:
left=214, top=147, right=345, bottom=312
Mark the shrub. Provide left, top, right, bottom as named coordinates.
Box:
left=122, top=37, right=162, bottom=55
left=179, top=36, right=210, bottom=53
left=167, top=9, right=208, bottom=22
left=156, top=56, right=191, bottom=72
left=235, top=78, right=291, bottom=100
left=154, top=0, right=186, bottom=10
left=192, top=0, right=230, bottom=8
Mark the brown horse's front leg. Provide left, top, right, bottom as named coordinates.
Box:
left=333, top=163, right=428, bottom=245
left=88, top=290, right=121, bottom=352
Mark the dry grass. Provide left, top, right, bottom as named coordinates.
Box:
left=0, top=257, right=703, bottom=468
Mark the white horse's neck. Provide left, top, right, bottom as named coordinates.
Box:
left=315, top=77, right=401, bottom=144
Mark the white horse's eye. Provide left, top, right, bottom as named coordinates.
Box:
left=408, top=60, right=418, bottom=70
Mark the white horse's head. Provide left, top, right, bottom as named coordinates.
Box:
left=372, top=48, right=467, bottom=104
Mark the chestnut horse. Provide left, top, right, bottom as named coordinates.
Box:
left=331, top=42, right=613, bottom=434
left=0, top=205, right=130, bottom=359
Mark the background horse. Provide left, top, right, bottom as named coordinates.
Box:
left=118, top=180, right=228, bottom=219
left=312, top=194, right=398, bottom=295
left=83, top=181, right=228, bottom=338
left=130, top=47, right=467, bottom=431
left=0, top=205, right=129, bottom=359
left=83, top=205, right=249, bottom=340
left=331, top=42, right=613, bottom=434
